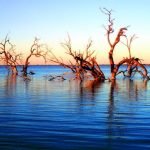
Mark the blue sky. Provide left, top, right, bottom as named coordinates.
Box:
left=0, top=0, right=150, bottom=64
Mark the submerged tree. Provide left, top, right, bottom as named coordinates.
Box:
left=0, top=8, right=148, bottom=83
left=0, top=36, right=22, bottom=76
left=22, top=38, right=49, bottom=77
left=120, top=35, right=148, bottom=78
left=102, top=8, right=149, bottom=80
left=49, top=35, right=105, bottom=81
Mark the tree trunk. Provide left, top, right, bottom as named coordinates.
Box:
left=22, top=65, right=28, bottom=77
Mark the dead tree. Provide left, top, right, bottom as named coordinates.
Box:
left=0, top=36, right=22, bottom=75
left=102, top=8, right=149, bottom=80
left=121, top=35, right=137, bottom=77
left=122, top=34, right=137, bottom=59
left=102, top=8, right=127, bottom=80
left=119, top=35, right=149, bottom=79
left=22, top=38, right=49, bottom=77
left=49, top=36, right=105, bottom=81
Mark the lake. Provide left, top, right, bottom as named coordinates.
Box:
left=0, top=65, right=150, bottom=150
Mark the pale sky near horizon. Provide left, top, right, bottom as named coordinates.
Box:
left=0, top=0, right=150, bottom=64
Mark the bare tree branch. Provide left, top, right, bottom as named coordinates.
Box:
left=22, top=38, right=50, bottom=77
left=121, top=34, right=137, bottom=58
left=0, top=36, right=22, bottom=75
left=49, top=36, right=105, bottom=81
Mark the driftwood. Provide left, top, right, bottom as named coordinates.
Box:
left=48, top=75, right=66, bottom=81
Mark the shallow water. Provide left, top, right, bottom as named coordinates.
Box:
left=0, top=65, right=150, bottom=150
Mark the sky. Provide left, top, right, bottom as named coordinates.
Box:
left=0, top=0, right=150, bottom=64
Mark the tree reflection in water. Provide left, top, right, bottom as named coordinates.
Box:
left=72, top=78, right=149, bottom=147
left=4, top=75, right=17, bottom=98
left=107, top=79, right=148, bottom=146
left=0, top=76, right=149, bottom=149
left=79, top=79, right=104, bottom=101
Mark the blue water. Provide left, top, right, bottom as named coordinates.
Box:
left=0, top=65, right=150, bottom=150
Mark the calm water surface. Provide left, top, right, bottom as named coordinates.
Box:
left=0, top=65, right=150, bottom=150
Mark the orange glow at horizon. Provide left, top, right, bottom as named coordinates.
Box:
left=1, top=35, right=149, bottom=66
